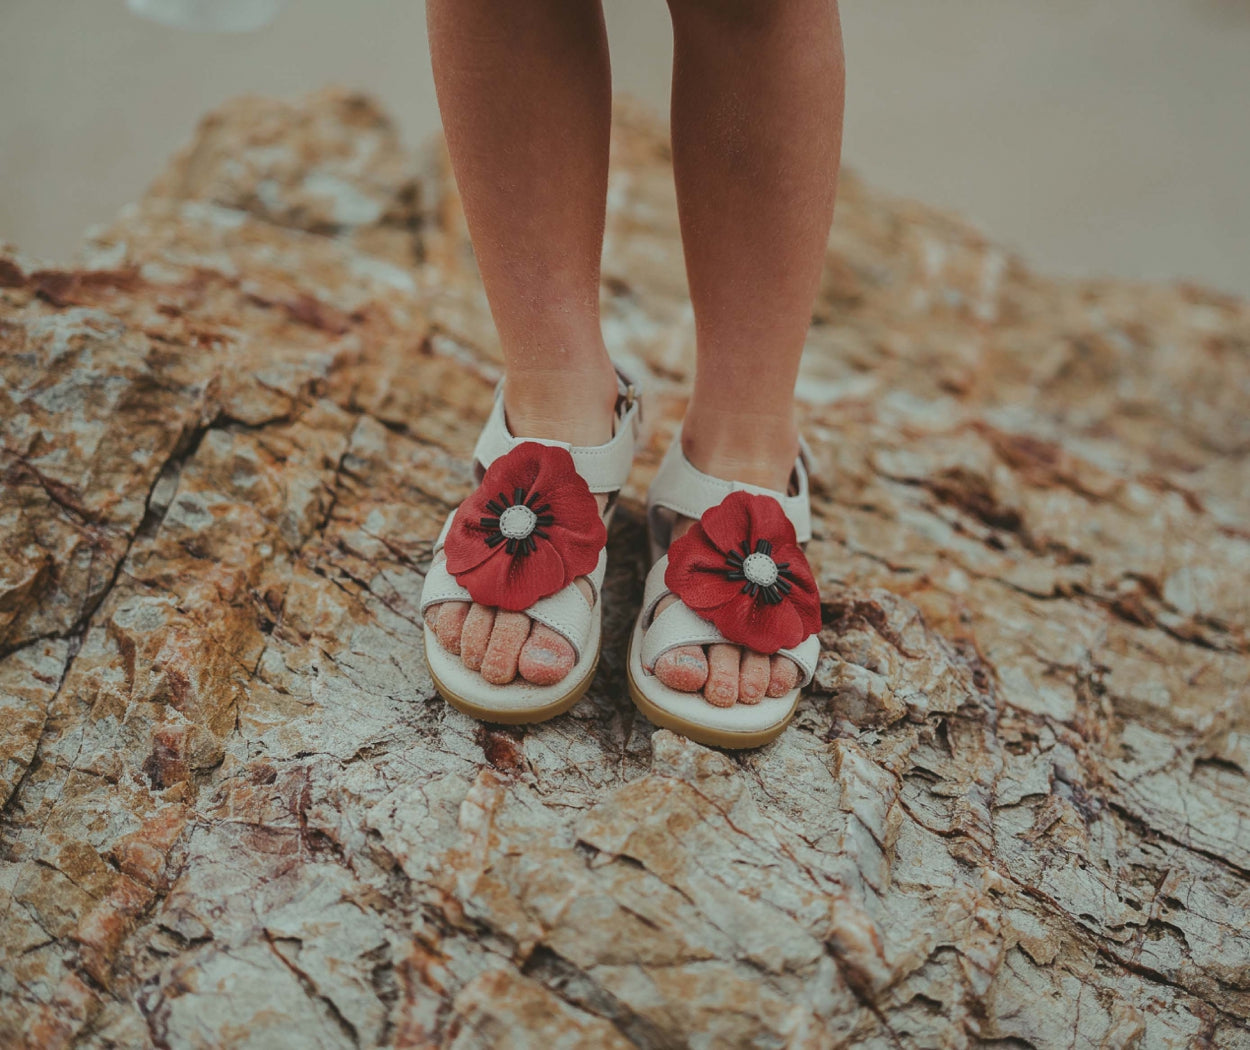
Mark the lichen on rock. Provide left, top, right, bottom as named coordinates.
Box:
left=1, top=89, right=1248, bottom=1049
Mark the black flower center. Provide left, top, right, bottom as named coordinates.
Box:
left=724, top=538, right=796, bottom=605
left=480, top=486, right=555, bottom=556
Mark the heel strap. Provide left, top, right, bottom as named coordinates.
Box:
left=647, top=427, right=813, bottom=547
left=472, top=365, right=642, bottom=495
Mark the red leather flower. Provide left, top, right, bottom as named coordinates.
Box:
left=444, top=442, right=606, bottom=612
left=665, top=491, right=821, bottom=654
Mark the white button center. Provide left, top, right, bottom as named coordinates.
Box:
left=742, top=552, right=779, bottom=587
left=499, top=504, right=538, bottom=540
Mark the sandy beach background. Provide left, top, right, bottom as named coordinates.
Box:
left=2, top=0, right=1247, bottom=293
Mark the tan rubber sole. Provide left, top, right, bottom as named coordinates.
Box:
left=428, top=650, right=600, bottom=726
left=625, top=636, right=796, bottom=749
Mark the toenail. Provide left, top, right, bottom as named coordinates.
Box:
left=525, top=646, right=560, bottom=667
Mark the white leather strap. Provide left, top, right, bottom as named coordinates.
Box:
left=640, top=600, right=729, bottom=668
left=640, top=557, right=671, bottom=627
left=419, top=558, right=473, bottom=612
left=637, top=555, right=818, bottom=687
left=421, top=537, right=606, bottom=659
left=639, top=598, right=817, bottom=688
left=778, top=634, right=820, bottom=687
left=581, top=547, right=608, bottom=606
left=420, top=559, right=596, bottom=659
left=525, top=587, right=594, bottom=660
left=471, top=365, right=642, bottom=495
left=647, top=427, right=813, bottom=545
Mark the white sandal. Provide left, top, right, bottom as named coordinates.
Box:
left=420, top=367, right=642, bottom=724
left=627, top=430, right=822, bottom=748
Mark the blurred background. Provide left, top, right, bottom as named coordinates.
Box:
left=1, top=0, right=1247, bottom=293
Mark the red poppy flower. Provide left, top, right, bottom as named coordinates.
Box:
left=444, top=442, right=606, bottom=612
left=665, top=491, right=821, bottom=654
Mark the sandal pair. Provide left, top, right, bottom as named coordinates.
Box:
left=419, top=370, right=820, bottom=748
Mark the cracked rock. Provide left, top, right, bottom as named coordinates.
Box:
left=1, top=90, right=1248, bottom=1049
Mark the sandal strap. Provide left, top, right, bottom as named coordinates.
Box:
left=779, top=635, right=820, bottom=687
left=471, top=365, right=643, bottom=495
left=419, top=558, right=473, bottom=610
left=637, top=556, right=818, bottom=687
left=420, top=548, right=606, bottom=661
left=641, top=601, right=729, bottom=667
left=640, top=557, right=672, bottom=626
left=525, top=558, right=602, bottom=660
left=646, top=426, right=813, bottom=546
left=526, top=588, right=593, bottom=653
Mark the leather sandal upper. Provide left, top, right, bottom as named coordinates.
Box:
left=419, top=365, right=642, bottom=660
left=639, top=435, right=821, bottom=689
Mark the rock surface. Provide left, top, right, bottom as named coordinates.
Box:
left=2, top=88, right=1248, bottom=1049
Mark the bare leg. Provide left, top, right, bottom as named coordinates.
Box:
left=425, top=0, right=617, bottom=686
left=654, top=0, right=845, bottom=704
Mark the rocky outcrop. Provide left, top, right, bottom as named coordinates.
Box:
left=2, top=89, right=1248, bottom=1049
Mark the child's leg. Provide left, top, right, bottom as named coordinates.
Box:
left=426, top=0, right=617, bottom=686
left=654, top=0, right=845, bottom=705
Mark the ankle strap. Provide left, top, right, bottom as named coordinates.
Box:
left=471, top=364, right=643, bottom=494
left=647, top=427, right=813, bottom=546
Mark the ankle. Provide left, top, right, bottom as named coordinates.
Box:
left=680, top=406, right=799, bottom=493
left=503, top=356, right=619, bottom=447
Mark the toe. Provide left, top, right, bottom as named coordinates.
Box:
left=480, top=610, right=530, bottom=685
left=650, top=594, right=710, bottom=693
left=704, top=644, right=740, bottom=707
left=518, top=623, right=577, bottom=686
left=460, top=603, right=495, bottom=672
left=432, top=601, right=469, bottom=655
left=766, top=656, right=800, bottom=698
left=653, top=645, right=709, bottom=693
left=739, top=651, right=770, bottom=704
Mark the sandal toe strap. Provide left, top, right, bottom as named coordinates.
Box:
left=526, top=546, right=606, bottom=659
left=421, top=545, right=605, bottom=662
left=640, top=600, right=729, bottom=669
left=526, top=587, right=595, bottom=660
left=639, top=559, right=819, bottom=688
left=640, top=557, right=673, bottom=626
left=419, top=558, right=472, bottom=610
left=777, top=634, right=820, bottom=688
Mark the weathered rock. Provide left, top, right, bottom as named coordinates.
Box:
left=1, top=89, right=1247, bottom=1049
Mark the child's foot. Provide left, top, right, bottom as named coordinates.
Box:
left=424, top=366, right=619, bottom=688
left=648, top=516, right=802, bottom=706
left=648, top=432, right=803, bottom=707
